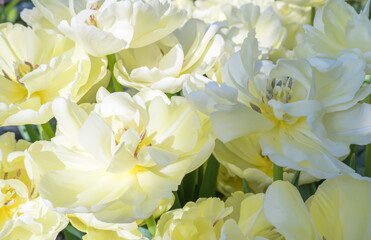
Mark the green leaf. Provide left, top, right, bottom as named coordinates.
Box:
left=242, top=178, right=250, bottom=193
left=298, top=184, right=313, bottom=201
left=63, top=224, right=84, bottom=240
left=170, top=191, right=181, bottom=210
left=198, top=154, right=219, bottom=198
left=145, top=216, right=156, bottom=238
left=180, top=168, right=197, bottom=203
left=291, top=171, right=301, bottom=187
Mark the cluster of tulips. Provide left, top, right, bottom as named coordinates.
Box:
left=0, top=0, right=371, bottom=239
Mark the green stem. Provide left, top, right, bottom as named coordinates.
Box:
left=242, top=178, right=250, bottom=193
left=366, top=95, right=371, bottom=177
left=291, top=171, right=301, bottom=186
left=311, top=7, right=316, bottom=25
left=349, top=153, right=356, bottom=172
left=107, top=54, right=122, bottom=92
left=273, top=164, right=283, bottom=181
left=145, top=215, right=156, bottom=238
left=37, top=121, right=55, bottom=140
left=199, top=154, right=220, bottom=198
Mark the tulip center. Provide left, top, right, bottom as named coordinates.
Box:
left=1, top=60, right=39, bottom=84
left=265, top=77, right=293, bottom=104
left=86, top=14, right=99, bottom=27
left=249, top=76, right=298, bottom=124
left=114, top=128, right=152, bottom=157
left=134, top=129, right=152, bottom=157
left=0, top=184, right=23, bottom=225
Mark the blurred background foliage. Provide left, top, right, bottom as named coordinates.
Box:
left=0, top=0, right=33, bottom=23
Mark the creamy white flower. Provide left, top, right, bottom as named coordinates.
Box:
left=270, top=1, right=311, bottom=60
left=222, top=191, right=281, bottom=240
left=0, top=23, right=109, bottom=126
left=219, top=0, right=287, bottom=56
left=115, top=19, right=225, bottom=93
left=0, top=192, right=68, bottom=240
left=279, top=0, right=327, bottom=7
left=0, top=133, right=68, bottom=239
left=190, top=0, right=248, bottom=23
left=33, top=88, right=213, bottom=223
left=25, top=0, right=186, bottom=57
left=299, top=0, right=371, bottom=73
left=214, top=136, right=316, bottom=193
left=68, top=213, right=147, bottom=240
left=154, top=197, right=233, bottom=240
left=185, top=74, right=315, bottom=193
left=154, top=192, right=280, bottom=240
left=264, top=174, right=371, bottom=240
left=188, top=31, right=371, bottom=178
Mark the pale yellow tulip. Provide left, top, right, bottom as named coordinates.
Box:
left=0, top=132, right=68, bottom=239
left=188, top=30, right=371, bottom=179
left=24, top=0, right=186, bottom=57
left=33, top=88, right=213, bottom=223
left=299, top=0, right=371, bottom=73
left=0, top=23, right=109, bottom=126
left=115, top=19, right=225, bottom=93
left=264, top=174, right=371, bottom=240
left=155, top=191, right=281, bottom=240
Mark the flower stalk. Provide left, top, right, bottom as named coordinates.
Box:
left=146, top=215, right=156, bottom=238
left=107, top=54, right=122, bottom=92
left=273, top=164, right=283, bottom=181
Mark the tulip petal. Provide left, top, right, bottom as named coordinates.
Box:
left=264, top=181, right=319, bottom=240
left=323, top=103, right=371, bottom=145
left=79, top=112, right=115, bottom=165
left=211, top=103, right=275, bottom=143
left=309, top=174, right=371, bottom=240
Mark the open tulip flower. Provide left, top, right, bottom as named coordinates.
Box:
left=28, top=88, right=213, bottom=223
left=264, top=174, right=371, bottom=240
left=154, top=191, right=281, bottom=240
left=0, top=23, right=109, bottom=126
left=0, top=132, right=68, bottom=239
left=1, top=0, right=371, bottom=239
left=114, top=19, right=225, bottom=93
left=23, top=0, right=187, bottom=57
left=299, top=0, right=371, bottom=73
left=187, top=30, right=371, bottom=179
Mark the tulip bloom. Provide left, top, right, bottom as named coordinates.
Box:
left=264, top=174, right=371, bottom=240
left=32, top=88, right=213, bottom=223
left=0, top=133, right=68, bottom=239
left=0, top=23, right=109, bottom=126
left=23, top=0, right=186, bottom=57
left=187, top=31, right=371, bottom=178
